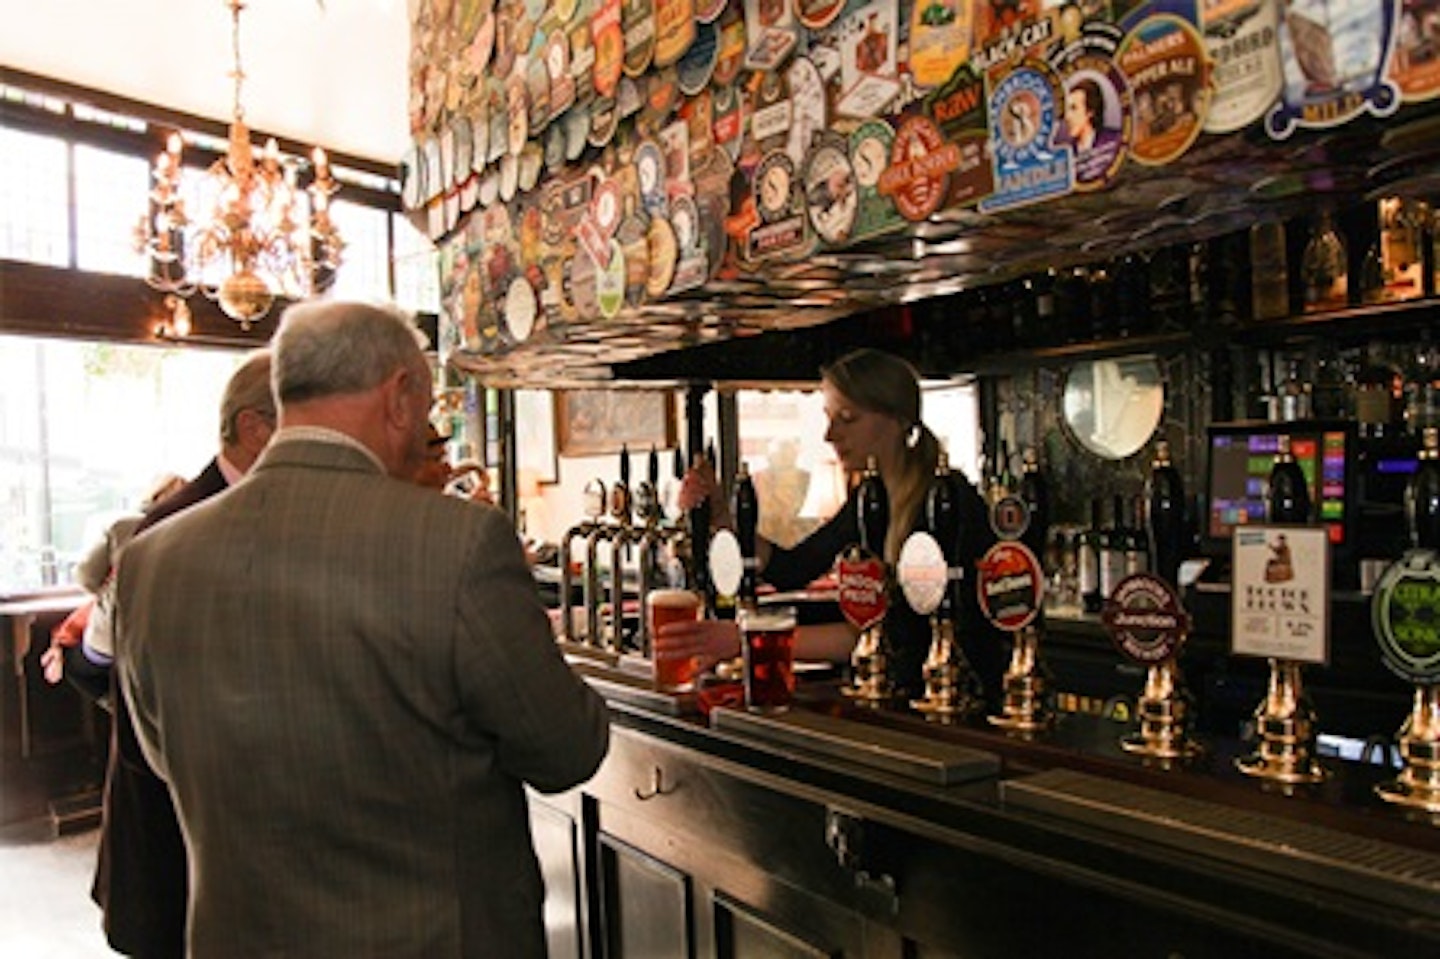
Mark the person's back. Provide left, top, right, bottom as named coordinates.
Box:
left=119, top=301, right=609, bottom=958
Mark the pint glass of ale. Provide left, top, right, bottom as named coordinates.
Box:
left=648, top=589, right=703, bottom=691
left=739, top=605, right=797, bottom=712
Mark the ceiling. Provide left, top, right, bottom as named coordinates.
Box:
left=0, top=0, right=411, bottom=164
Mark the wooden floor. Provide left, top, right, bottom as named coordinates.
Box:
left=0, top=827, right=116, bottom=957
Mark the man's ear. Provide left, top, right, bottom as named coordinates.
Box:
left=384, top=366, right=414, bottom=429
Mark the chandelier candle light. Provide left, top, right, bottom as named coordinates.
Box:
left=137, top=0, right=343, bottom=329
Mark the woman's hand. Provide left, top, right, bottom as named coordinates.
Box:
left=678, top=457, right=732, bottom=527
left=653, top=617, right=740, bottom=676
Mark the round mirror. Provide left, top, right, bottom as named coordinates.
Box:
left=1062, top=355, right=1165, bottom=460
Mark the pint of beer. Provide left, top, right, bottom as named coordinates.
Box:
left=739, top=605, right=797, bottom=712
left=648, top=589, right=702, bottom=691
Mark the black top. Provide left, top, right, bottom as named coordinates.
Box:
left=762, top=478, right=1006, bottom=703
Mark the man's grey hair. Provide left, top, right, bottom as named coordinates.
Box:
left=272, top=300, right=430, bottom=405
left=219, top=349, right=275, bottom=445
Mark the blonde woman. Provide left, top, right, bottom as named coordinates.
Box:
left=666, top=349, right=1003, bottom=702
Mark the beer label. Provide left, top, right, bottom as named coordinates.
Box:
left=1102, top=573, right=1191, bottom=664
left=838, top=550, right=890, bottom=631
left=908, top=0, right=972, bottom=89
left=710, top=529, right=744, bottom=597
left=622, top=0, right=658, bottom=78
left=653, top=0, right=696, bottom=67
left=677, top=21, right=719, bottom=95
left=926, top=62, right=995, bottom=209
left=976, top=541, right=1044, bottom=632
left=1050, top=22, right=1131, bottom=192
left=1230, top=525, right=1331, bottom=665
left=980, top=60, right=1074, bottom=213
left=1201, top=0, right=1282, bottom=134
left=802, top=133, right=859, bottom=246
left=645, top=214, right=679, bottom=297
left=835, top=0, right=902, bottom=119
left=898, top=532, right=948, bottom=616
left=1265, top=0, right=1400, bottom=138
left=877, top=113, right=960, bottom=222
left=504, top=275, right=539, bottom=343
left=596, top=239, right=627, bottom=317
left=743, top=0, right=799, bottom=72
left=1117, top=14, right=1211, bottom=163
left=1371, top=550, right=1440, bottom=685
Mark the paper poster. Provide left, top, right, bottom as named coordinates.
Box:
left=1230, top=525, right=1331, bottom=664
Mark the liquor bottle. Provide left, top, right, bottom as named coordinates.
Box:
left=1088, top=263, right=1115, bottom=341
left=1301, top=209, right=1348, bottom=312
left=1309, top=341, right=1351, bottom=419
left=1406, top=427, right=1440, bottom=551
left=1099, top=494, right=1127, bottom=601
left=1250, top=219, right=1290, bottom=320
left=1359, top=239, right=1386, bottom=305
left=1354, top=343, right=1404, bottom=440
left=1378, top=196, right=1425, bottom=303
left=1148, top=244, right=1188, bottom=332
left=1122, top=494, right=1149, bottom=576
left=1267, top=435, right=1312, bottom=523
left=732, top=461, right=759, bottom=607
left=1018, top=446, right=1049, bottom=562
left=1276, top=357, right=1312, bottom=423
left=857, top=455, right=889, bottom=557
left=1113, top=251, right=1150, bottom=338
left=1405, top=332, right=1440, bottom=434
left=1147, top=439, right=1186, bottom=586
left=1054, top=265, right=1092, bottom=345
left=1079, top=498, right=1103, bottom=613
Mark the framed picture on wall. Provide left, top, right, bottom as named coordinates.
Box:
left=556, top=390, right=677, bottom=457
left=515, top=389, right=559, bottom=484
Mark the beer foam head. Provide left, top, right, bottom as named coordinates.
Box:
left=739, top=606, right=797, bottom=630
left=648, top=588, right=700, bottom=609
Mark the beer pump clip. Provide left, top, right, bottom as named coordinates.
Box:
left=842, top=456, right=894, bottom=704
left=1229, top=525, right=1331, bottom=782
left=1104, top=572, right=1202, bottom=763
left=1371, top=549, right=1440, bottom=814
left=978, top=539, right=1053, bottom=734
left=901, top=452, right=983, bottom=719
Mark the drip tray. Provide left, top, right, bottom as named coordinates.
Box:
left=709, top=706, right=999, bottom=786
left=1003, top=767, right=1440, bottom=915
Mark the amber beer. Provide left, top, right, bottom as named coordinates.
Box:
left=739, top=605, right=797, bottom=712
left=648, top=589, right=702, bottom=691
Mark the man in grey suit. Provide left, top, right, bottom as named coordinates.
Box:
left=117, top=300, right=610, bottom=958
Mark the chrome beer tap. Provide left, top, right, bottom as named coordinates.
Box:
left=559, top=478, right=608, bottom=645
left=912, top=453, right=983, bottom=719
left=603, top=446, right=638, bottom=653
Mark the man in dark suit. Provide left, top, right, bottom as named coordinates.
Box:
left=93, top=349, right=275, bottom=959
left=117, top=300, right=609, bottom=957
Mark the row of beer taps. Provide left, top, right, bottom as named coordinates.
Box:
left=558, top=447, right=693, bottom=656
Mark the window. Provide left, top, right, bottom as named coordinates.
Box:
left=0, top=127, right=68, bottom=267
left=74, top=145, right=149, bottom=276
left=327, top=199, right=391, bottom=302
left=0, top=336, right=241, bottom=591
left=393, top=213, right=440, bottom=314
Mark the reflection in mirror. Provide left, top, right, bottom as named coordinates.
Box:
left=1062, top=355, right=1165, bottom=460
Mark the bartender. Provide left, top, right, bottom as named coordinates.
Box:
left=660, top=348, right=1004, bottom=703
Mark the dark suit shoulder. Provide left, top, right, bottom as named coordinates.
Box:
left=134, top=460, right=227, bottom=535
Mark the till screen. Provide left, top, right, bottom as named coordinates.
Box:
left=1207, top=430, right=1347, bottom=545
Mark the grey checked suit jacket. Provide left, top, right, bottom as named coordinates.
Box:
left=118, top=437, right=610, bottom=958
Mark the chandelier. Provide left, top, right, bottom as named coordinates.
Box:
left=136, top=0, right=343, bottom=329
